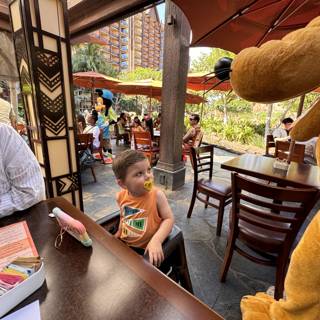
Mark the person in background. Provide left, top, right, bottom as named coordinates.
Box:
left=96, top=89, right=104, bottom=107
left=273, top=117, right=317, bottom=164
left=117, top=112, right=130, bottom=144
left=183, top=114, right=201, bottom=146
left=273, top=117, right=294, bottom=140
left=112, top=150, right=174, bottom=267
left=83, top=111, right=100, bottom=150
left=77, top=113, right=86, bottom=134
left=0, top=124, right=45, bottom=217
left=132, top=116, right=144, bottom=133
left=0, top=88, right=16, bottom=128
left=154, top=112, right=161, bottom=130
left=97, top=90, right=115, bottom=156
left=144, top=113, right=154, bottom=139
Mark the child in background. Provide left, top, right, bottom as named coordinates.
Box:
left=112, top=150, right=174, bottom=267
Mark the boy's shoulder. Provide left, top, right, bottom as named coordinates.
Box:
left=116, top=189, right=127, bottom=202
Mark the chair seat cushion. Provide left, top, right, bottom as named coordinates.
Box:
left=198, top=178, right=231, bottom=196
left=236, top=209, right=290, bottom=252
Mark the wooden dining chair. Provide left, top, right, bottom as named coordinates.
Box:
left=220, top=172, right=319, bottom=299
left=265, top=134, right=275, bottom=156
left=275, top=140, right=305, bottom=163
left=187, top=145, right=232, bottom=236
left=133, top=131, right=159, bottom=165
left=77, top=133, right=96, bottom=182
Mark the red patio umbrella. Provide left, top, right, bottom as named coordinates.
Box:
left=73, top=71, right=120, bottom=89
left=114, top=79, right=206, bottom=105
left=187, top=72, right=232, bottom=92
left=172, top=0, right=320, bottom=53
left=70, top=34, right=108, bottom=46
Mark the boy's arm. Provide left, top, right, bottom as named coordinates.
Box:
left=145, top=189, right=174, bottom=266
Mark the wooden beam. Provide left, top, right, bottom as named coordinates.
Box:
left=68, top=0, right=163, bottom=38
left=1, top=0, right=163, bottom=35
left=0, top=0, right=11, bottom=32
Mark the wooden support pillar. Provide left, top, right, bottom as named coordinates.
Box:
left=297, top=94, right=305, bottom=117
left=8, top=0, right=83, bottom=209
left=153, top=0, right=190, bottom=190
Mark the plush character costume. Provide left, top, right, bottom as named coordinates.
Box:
left=221, top=15, right=320, bottom=320
left=229, top=16, right=320, bottom=167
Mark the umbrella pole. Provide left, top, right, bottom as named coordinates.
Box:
left=296, top=94, right=305, bottom=117
left=149, top=96, right=152, bottom=114
left=91, top=78, right=95, bottom=108
left=200, top=92, right=205, bottom=125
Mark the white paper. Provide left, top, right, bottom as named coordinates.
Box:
left=1, top=300, right=41, bottom=320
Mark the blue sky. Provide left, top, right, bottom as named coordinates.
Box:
left=156, top=4, right=211, bottom=63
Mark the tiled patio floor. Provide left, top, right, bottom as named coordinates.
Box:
left=80, top=142, right=320, bottom=320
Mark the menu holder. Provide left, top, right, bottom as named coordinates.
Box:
left=0, top=222, right=45, bottom=317
left=0, top=263, right=45, bottom=318
left=273, top=158, right=289, bottom=171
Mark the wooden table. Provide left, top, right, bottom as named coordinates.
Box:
left=1, top=197, right=223, bottom=320
left=221, top=154, right=320, bottom=189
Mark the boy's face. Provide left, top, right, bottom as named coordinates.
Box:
left=283, top=122, right=293, bottom=131
left=118, top=159, right=153, bottom=196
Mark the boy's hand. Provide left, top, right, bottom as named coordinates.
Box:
left=145, top=239, right=164, bottom=267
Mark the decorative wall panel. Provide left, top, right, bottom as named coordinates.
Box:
left=9, top=0, right=83, bottom=209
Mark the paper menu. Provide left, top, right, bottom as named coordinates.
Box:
left=0, top=221, right=38, bottom=270
left=1, top=300, right=41, bottom=320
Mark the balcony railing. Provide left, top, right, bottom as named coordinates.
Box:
left=120, top=19, right=128, bottom=27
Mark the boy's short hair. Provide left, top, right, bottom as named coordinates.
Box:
left=112, top=150, right=147, bottom=181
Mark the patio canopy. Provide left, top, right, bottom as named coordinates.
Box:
left=70, top=34, right=108, bottom=46
left=187, top=72, right=232, bottom=92
left=73, top=71, right=121, bottom=89
left=171, top=0, right=320, bottom=53
left=115, top=79, right=205, bottom=104
left=0, top=0, right=164, bottom=36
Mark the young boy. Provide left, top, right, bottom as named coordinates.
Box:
left=112, top=150, right=174, bottom=267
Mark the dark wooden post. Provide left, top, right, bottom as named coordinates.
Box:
left=8, top=0, right=83, bottom=209
left=296, top=94, right=305, bottom=117
left=153, top=0, right=190, bottom=190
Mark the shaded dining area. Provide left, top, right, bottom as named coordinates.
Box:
left=80, top=141, right=320, bottom=318
left=2, top=0, right=320, bottom=319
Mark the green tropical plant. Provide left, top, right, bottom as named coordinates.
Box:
left=72, top=43, right=119, bottom=78
left=119, top=67, right=162, bottom=81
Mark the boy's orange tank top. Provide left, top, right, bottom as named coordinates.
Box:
left=117, top=188, right=162, bottom=249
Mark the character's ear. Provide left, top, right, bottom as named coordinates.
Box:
left=116, top=179, right=127, bottom=190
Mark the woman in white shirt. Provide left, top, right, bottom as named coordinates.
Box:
left=83, top=111, right=100, bottom=150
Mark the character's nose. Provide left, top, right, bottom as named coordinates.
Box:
left=214, top=57, right=233, bottom=81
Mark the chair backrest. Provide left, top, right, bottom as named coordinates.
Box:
left=265, top=134, right=275, bottom=155
left=190, top=145, right=214, bottom=181
left=133, top=131, right=152, bottom=150
left=275, top=140, right=305, bottom=163
left=77, top=133, right=93, bottom=151
left=231, top=172, right=319, bottom=243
